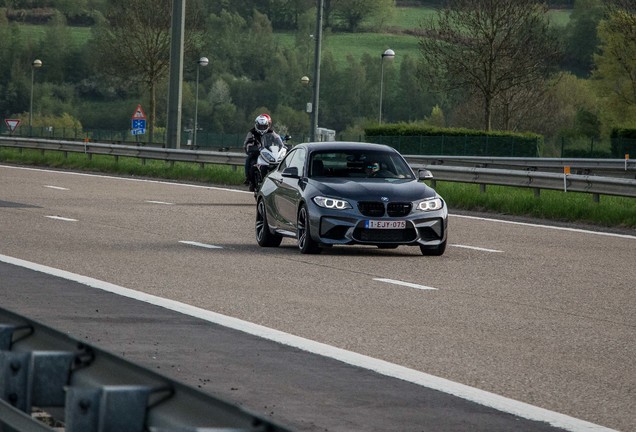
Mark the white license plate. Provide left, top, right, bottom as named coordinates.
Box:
left=364, top=220, right=407, bottom=229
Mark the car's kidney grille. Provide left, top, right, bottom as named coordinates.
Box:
left=358, top=201, right=412, bottom=217
left=387, top=202, right=412, bottom=217
left=358, top=201, right=385, bottom=217
left=354, top=227, right=417, bottom=243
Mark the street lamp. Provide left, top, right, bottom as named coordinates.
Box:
left=29, top=59, right=42, bottom=136
left=193, top=56, right=209, bottom=149
left=379, top=49, right=395, bottom=124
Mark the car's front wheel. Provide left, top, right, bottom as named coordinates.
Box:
left=419, top=239, right=446, bottom=256
left=256, top=199, right=282, bottom=247
left=297, top=204, right=321, bottom=254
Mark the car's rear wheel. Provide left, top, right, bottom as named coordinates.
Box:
left=419, top=240, right=446, bottom=256
left=297, top=204, right=321, bottom=254
left=256, top=199, right=282, bottom=247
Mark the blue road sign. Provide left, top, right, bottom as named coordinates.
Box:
left=132, top=119, right=147, bottom=130
left=131, top=128, right=146, bottom=136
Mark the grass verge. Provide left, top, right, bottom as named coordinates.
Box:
left=1, top=148, right=634, bottom=230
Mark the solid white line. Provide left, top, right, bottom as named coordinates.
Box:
left=450, top=244, right=504, bottom=253
left=373, top=278, right=438, bottom=291
left=146, top=200, right=174, bottom=205
left=44, top=185, right=69, bottom=190
left=45, top=216, right=77, bottom=222
left=179, top=241, right=223, bottom=249
left=0, top=254, right=614, bottom=432
left=451, top=214, right=636, bottom=240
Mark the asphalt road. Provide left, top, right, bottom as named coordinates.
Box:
left=0, top=164, right=634, bottom=431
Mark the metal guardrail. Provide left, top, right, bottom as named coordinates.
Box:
left=0, top=307, right=292, bottom=432
left=407, top=155, right=636, bottom=178
left=1, top=136, right=635, bottom=199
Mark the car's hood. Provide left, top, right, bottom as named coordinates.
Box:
left=308, top=178, right=437, bottom=202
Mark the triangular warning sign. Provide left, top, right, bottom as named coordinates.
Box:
left=4, top=119, right=21, bottom=132
left=132, top=104, right=147, bottom=119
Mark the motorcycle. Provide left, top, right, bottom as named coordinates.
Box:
left=250, top=133, right=291, bottom=197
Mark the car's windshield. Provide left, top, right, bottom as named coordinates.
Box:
left=309, top=150, right=414, bottom=179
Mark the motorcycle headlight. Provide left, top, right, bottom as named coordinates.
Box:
left=263, top=152, right=276, bottom=163
left=416, top=197, right=444, bottom=211
left=313, top=196, right=352, bottom=210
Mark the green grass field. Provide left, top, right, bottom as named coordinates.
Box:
left=17, top=6, right=570, bottom=70
left=277, top=6, right=572, bottom=68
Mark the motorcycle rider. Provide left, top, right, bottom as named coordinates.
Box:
left=243, top=113, right=276, bottom=191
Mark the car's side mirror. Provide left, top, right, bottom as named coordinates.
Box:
left=418, top=169, right=434, bottom=180
left=282, top=166, right=299, bottom=178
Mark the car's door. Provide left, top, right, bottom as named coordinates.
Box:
left=273, top=147, right=306, bottom=230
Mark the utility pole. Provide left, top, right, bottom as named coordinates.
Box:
left=166, top=0, right=185, bottom=149
left=309, top=0, right=324, bottom=142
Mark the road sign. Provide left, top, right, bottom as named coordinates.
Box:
left=4, top=119, right=21, bottom=133
left=131, top=129, right=146, bottom=136
left=132, top=119, right=147, bottom=130
left=132, top=104, right=147, bottom=119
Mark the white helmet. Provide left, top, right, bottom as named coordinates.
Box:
left=255, top=114, right=271, bottom=135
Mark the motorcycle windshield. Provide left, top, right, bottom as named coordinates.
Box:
left=261, top=133, right=284, bottom=149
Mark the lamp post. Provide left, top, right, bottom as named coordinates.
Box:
left=29, top=59, right=42, bottom=136
left=193, top=56, right=209, bottom=149
left=379, top=49, right=395, bottom=124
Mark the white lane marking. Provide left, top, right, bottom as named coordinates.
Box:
left=452, top=214, right=636, bottom=240
left=1, top=164, right=252, bottom=194
left=44, top=185, right=69, bottom=190
left=146, top=200, right=174, bottom=205
left=179, top=241, right=223, bottom=249
left=450, top=244, right=504, bottom=253
left=373, top=278, right=438, bottom=291
left=45, top=216, right=77, bottom=222
left=4, top=165, right=631, bottom=240
left=0, top=253, right=615, bottom=432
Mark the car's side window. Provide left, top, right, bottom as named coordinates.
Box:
left=278, top=149, right=295, bottom=172
left=287, top=148, right=306, bottom=176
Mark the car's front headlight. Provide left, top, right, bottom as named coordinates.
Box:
left=415, top=197, right=444, bottom=211
left=313, top=196, right=352, bottom=210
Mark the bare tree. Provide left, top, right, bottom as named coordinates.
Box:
left=92, top=0, right=202, bottom=143
left=419, top=0, right=561, bottom=131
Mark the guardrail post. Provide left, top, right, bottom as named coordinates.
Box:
left=0, top=350, right=75, bottom=413
left=65, top=385, right=151, bottom=432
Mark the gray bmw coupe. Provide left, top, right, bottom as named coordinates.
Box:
left=255, top=142, right=448, bottom=255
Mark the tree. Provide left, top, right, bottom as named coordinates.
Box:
left=90, top=0, right=202, bottom=143
left=332, top=0, right=394, bottom=32
left=562, top=0, right=604, bottom=77
left=418, top=0, right=561, bottom=131
left=591, top=4, right=636, bottom=127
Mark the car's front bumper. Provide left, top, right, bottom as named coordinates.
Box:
left=307, top=202, right=448, bottom=247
